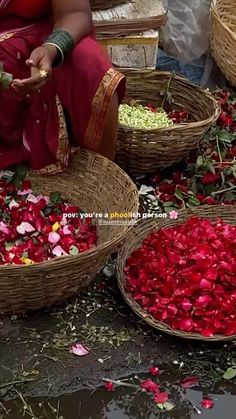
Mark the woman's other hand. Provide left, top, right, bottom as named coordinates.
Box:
left=12, top=44, right=57, bottom=94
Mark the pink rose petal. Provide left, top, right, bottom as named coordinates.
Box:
left=62, top=225, right=71, bottom=235
left=16, top=222, right=35, bottom=235
left=9, top=199, right=19, bottom=209
left=17, top=188, right=33, bottom=196
left=36, top=194, right=50, bottom=204
left=27, top=194, right=39, bottom=204
left=52, top=245, right=68, bottom=257
left=48, top=232, right=60, bottom=245
left=0, top=222, right=10, bottom=235
left=70, top=343, right=89, bottom=356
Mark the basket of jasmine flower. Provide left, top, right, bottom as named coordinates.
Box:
left=116, top=70, right=220, bottom=175
left=0, top=150, right=138, bottom=313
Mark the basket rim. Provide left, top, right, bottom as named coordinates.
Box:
left=211, top=0, right=236, bottom=41
left=119, top=70, right=220, bottom=132
left=116, top=205, right=236, bottom=342
left=0, top=151, right=139, bottom=272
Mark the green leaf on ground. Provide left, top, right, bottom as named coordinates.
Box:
left=223, top=367, right=236, bottom=381
left=163, top=402, right=175, bottom=411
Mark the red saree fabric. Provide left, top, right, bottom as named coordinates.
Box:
left=5, top=0, right=49, bottom=18
left=0, top=1, right=125, bottom=173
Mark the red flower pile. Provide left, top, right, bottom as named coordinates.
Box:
left=217, top=91, right=236, bottom=131
left=0, top=179, right=97, bottom=265
left=147, top=103, right=190, bottom=124
left=146, top=90, right=236, bottom=211
left=124, top=217, right=236, bottom=337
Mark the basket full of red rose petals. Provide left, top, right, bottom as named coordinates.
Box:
left=116, top=70, right=220, bottom=175
left=0, top=150, right=138, bottom=314
left=117, top=205, right=236, bottom=341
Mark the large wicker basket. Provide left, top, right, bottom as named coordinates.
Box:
left=0, top=150, right=138, bottom=314
left=116, top=70, right=220, bottom=176
left=117, top=205, right=236, bottom=341
left=210, top=0, right=236, bottom=86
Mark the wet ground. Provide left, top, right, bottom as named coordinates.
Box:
left=0, top=267, right=235, bottom=419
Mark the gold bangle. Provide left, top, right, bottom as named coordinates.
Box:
left=44, top=42, right=65, bottom=67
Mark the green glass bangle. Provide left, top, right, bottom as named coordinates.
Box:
left=44, top=29, right=74, bottom=67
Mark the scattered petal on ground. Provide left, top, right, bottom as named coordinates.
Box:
left=141, top=379, right=159, bottom=393
left=139, top=185, right=154, bottom=196
left=154, top=392, right=169, bottom=404
left=104, top=381, right=115, bottom=391
left=180, top=376, right=199, bottom=388
left=201, top=398, right=214, bottom=409
left=70, top=344, right=89, bottom=357
left=149, top=366, right=160, bottom=376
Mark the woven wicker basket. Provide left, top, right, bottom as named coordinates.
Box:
left=117, top=205, right=236, bottom=341
left=0, top=150, right=138, bottom=314
left=210, top=0, right=236, bottom=86
left=116, top=70, right=220, bottom=176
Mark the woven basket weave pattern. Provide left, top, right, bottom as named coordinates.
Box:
left=117, top=205, right=236, bottom=341
left=210, top=0, right=236, bottom=86
left=116, top=70, right=220, bottom=175
left=0, top=150, right=138, bottom=314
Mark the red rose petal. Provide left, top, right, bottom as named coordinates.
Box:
left=180, top=376, right=199, bottom=389
left=141, top=380, right=159, bottom=393
left=154, top=391, right=169, bottom=404
left=104, top=381, right=115, bottom=392
left=201, top=398, right=214, bottom=409
left=149, top=366, right=160, bottom=376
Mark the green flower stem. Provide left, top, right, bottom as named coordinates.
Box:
left=211, top=185, right=236, bottom=196
left=216, top=136, right=223, bottom=163
left=102, top=378, right=140, bottom=389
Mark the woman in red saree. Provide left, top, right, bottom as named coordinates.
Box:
left=0, top=0, right=125, bottom=173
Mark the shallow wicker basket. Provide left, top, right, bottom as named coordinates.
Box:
left=210, top=0, right=236, bottom=87
left=0, top=150, right=138, bottom=314
left=116, top=70, right=220, bottom=176
left=117, top=205, right=236, bottom=341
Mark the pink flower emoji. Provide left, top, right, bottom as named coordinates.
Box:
left=169, top=210, right=178, bottom=220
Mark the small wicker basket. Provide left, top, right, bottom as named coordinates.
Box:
left=210, top=0, right=236, bottom=87
left=116, top=69, right=220, bottom=176
left=117, top=205, right=236, bottom=341
left=0, top=150, right=138, bottom=314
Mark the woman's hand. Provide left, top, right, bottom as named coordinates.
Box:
left=12, top=44, right=57, bottom=94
